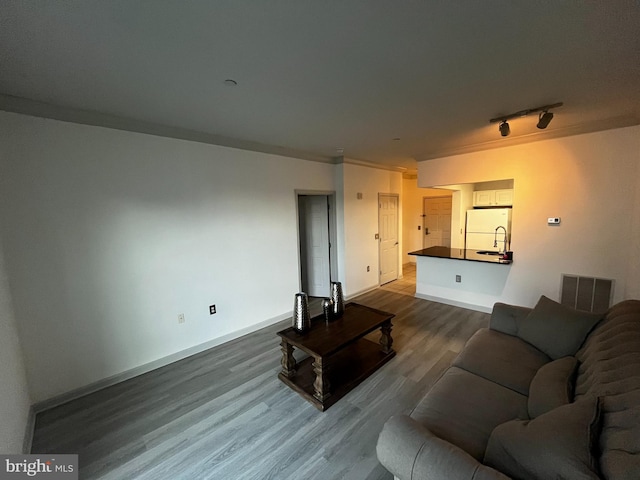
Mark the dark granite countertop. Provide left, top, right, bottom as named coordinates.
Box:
left=409, top=246, right=512, bottom=265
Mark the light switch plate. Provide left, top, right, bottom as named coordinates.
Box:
left=547, top=217, right=561, bottom=225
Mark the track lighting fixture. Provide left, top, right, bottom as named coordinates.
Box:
left=490, top=102, right=563, bottom=137
left=537, top=111, right=554, bottom=129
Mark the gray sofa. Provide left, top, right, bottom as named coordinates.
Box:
left=377, top=296, right=640, bottom=480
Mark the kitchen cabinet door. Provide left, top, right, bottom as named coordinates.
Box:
left=473, top=191, right=494, bottom=206
left=494, top=189, right=513, bottom=206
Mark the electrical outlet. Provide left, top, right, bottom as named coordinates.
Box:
left=209, top=304, right=216, bottom=315
left=178, top=313, right=185, bottom=324
left=455, top=275, right=462, bottom=283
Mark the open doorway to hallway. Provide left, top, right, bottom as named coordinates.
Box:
left=379, top=262, right=416, bottom=296
left=401, top=174, right=454, bottom=270
left=297, top=192, right=337, bottom=303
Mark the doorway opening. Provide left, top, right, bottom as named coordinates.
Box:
left=296, top=192, right=337, bottom=300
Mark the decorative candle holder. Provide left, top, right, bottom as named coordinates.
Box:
left=322, top=297, right=334, bottom=322
left=293, top=292, right=311, bottom=332
left=330, top=282, right=345, bottom=318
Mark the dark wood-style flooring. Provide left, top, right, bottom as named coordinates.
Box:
left=31, top=263, right=489, bottom=479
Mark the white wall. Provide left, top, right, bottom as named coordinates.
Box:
left=0, top=232, right=31, bottom=453
left=418, top=125, right=640, bottom=307
left=341, top=163, right=402, bottom=295
left=333, top=164, right=347, bottom=290
left=0, top=111, right=336, bottom=403
left=628, top=169, right=640, bottom=299
left=401, top=178, right=423, bottom=264
left=445, top=184, right=474, bottom=249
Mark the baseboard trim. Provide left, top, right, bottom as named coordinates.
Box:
left=414, top=293, right=492, bottom=313
left=22, top=406, right=36, bottom=453
left=32, top=311, right=292, bottom=414
left=346, top=285, right=379, bottom=301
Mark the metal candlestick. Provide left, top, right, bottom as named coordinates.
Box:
left=322, top=298, right=334, bottom=322
left=293, top=292, right=311, bottom=332
left=330, top=282, right=345, bottom=318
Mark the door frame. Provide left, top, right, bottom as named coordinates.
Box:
left=295, top=190, right=338, bottom=294
left=378, top=193, right=400, bottom=285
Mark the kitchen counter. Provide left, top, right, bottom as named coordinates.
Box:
left=409, top=246, right=512, bottom=265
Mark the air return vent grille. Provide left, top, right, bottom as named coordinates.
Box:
left=560, top=274, right=613, bottom=313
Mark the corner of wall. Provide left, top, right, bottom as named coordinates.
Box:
left=0, top=233, right=33, bottom=453
left=333, top=163, right=347, bottom=290
left=624, top=133, right=640, bottom=299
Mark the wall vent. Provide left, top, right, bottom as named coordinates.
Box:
left=560, top=274, right=613, bottom=313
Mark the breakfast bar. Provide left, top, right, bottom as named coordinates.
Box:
left=410, top=246, right=513, bottom=313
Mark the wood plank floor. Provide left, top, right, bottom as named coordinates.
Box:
left=31, top=263, right=489, bottom=479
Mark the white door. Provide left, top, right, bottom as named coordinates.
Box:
left=379, top=194, right=399, bottom=285
left=303, top=196, right=331, bottom=297
left=423, top=197, right=452, bottom=248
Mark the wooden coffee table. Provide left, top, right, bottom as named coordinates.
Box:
left=277, top=302, right=395, bottom=411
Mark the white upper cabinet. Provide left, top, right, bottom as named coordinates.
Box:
left=473, top=189, right=513, bottom=207
left=494, top=189, right=513, bottom=206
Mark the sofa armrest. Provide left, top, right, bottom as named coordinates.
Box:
left=489, top=302, right=532, bottom=336
left=377, top=415, right=511, bottom=480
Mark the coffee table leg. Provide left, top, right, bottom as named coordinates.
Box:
left=379, top=320, right=394, bottom=354
left=312, top=356, right=330, bottom=402
left=280, top=339, right=297, bottom=378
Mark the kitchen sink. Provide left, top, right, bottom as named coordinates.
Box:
left=476, top=251, right=502, bottom=256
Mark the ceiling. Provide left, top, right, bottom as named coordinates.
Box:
left=1, top=1, right=639, bottom=171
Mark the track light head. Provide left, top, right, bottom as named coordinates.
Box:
left=537, top=111, right=554, bottom=129
left=489, top=102, right=562, bottom=137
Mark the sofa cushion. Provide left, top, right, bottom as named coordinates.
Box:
left=518, top=295, right=602, bottom=360
left=574, top=300, right=640, bottom=480
left=411, top=366, right=528, bottom=460
left=490, top=302, right=532, bottom=336
left=528, top=356, right=578, bottom=418
left=454, top=328, right=550, bottom=396
left=484, top=396, right=603, bottom=480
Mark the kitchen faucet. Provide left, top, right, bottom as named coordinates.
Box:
left=494, top=226, right=507, bottom=253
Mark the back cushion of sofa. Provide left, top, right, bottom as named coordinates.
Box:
left=574, top=300, right=640, bottom=480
